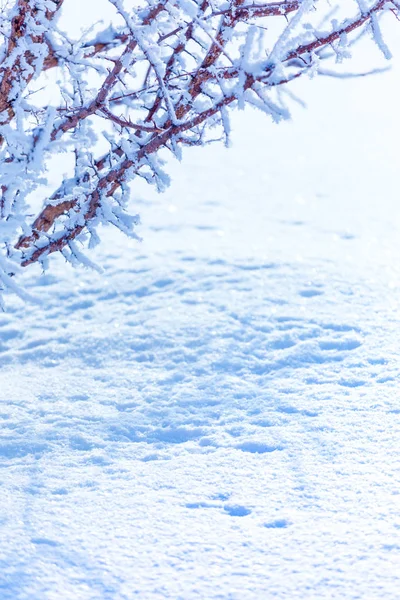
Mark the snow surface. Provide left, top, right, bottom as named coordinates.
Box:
left=1, top=17, right=400, bottom=600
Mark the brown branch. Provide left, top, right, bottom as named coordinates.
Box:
left=0, top=0, right=65, bottom=125
left=99, top=107, right=161, bottom=132
left=14, top=0, right=398, bottom=265
left=144, top=0, right=209, bottom=124
left=49, top=38, right=138, bottom=141
left=212, top=1, right=299, bottom=19
left=42, top=33, right=130, bottom=70
left=47, top=1, right=167, bottom=142
left=109, top=0, right=301, bottom=107
left=17, top=71, right=302, bottom=266
left=285, top=0, right=392, bottom=61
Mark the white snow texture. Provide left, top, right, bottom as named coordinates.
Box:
left=1, top=7, right=400, bottom=600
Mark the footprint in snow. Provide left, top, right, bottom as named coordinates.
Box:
left=264, top=519, right=290, bottom=529
left=299, top=288, right=324, bottom=298
left=223, top=505, right=252, bottom=517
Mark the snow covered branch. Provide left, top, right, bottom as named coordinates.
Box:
left=0, top=0, right=398, bottom=302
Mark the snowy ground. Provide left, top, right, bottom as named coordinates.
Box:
left=1, top=22, right=400, bottom=600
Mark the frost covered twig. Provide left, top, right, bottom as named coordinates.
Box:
left=0, top=0, right=397, bottom=300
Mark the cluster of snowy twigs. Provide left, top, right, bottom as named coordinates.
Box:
left=0, top=0, right=398, bottom=302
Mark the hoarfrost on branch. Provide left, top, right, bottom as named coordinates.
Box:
left=0, top=0, right=398, bottom=303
